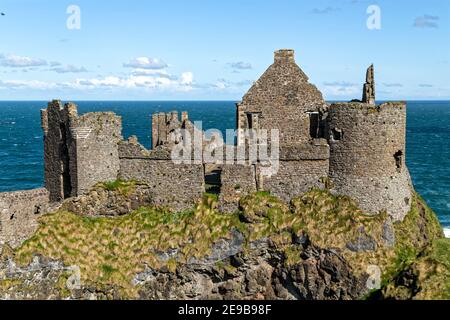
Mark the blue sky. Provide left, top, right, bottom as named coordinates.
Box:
left=0, top=0, right=448, bottom=100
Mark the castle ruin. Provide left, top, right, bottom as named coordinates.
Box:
left=0, top=49, right=413, bottom=249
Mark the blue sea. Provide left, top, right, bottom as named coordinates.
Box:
left=1, top=101, right=449, bottom=235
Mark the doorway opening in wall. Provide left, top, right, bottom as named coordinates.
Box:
left=204, top=164, right=222, bottom=195
left=59, top=123, right=72, bottom=199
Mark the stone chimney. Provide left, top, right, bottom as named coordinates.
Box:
left=274, top=49, right=295, bottom=63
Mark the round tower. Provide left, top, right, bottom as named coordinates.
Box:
left=327, top=102, right=412, bottom=221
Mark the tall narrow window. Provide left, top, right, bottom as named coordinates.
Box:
left=246, top=112, right=260, bottom=130
left=394, top=150, right=403, bottom=172
left=59, top=123, right=72, bottom=199
left=309, top=112, right=320, bottom=138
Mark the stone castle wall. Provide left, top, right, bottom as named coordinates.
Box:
left=118, top=138, right=204, bottom=211
left=328, top=102, right=412, bottom=220
left=219, top=164, right=258, bottom=212
left=73, top=112, right=122, bottom=195
left=41, top=101, right=122, bottom=201
left=41, top=101, right=78, bottom=202
left=0, top=188, right=49, bottom=249
left=259, top=160, right=329, bottom=203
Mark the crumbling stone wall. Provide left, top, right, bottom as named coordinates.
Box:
left=74, top=112, right=122, bottom=195
left=152, top=111, right=189, bottom=148
left=218, top=164, right=258, bottom=212
left=41, top=101, right=122, bottom=201
left=118, top=138, right=204, bottom=211
left=41, top=101, right=77, bottom=202
left=0, top=188, right=49, bottom=249
left=327, top=102, right=412, bottom=221
left=258, top=160, right=329, bottom=203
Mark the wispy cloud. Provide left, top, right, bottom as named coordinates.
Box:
left=74, top=72, right=193, bottom=91
left=413, top=15, right=439, bottom=28
left=322, top=81, right=360, bottom=96
left=130, top=69, right=173, bottom=78
left=419, top=84, right=433, bottom=88
left=228, top=61, right=252, bottom=70
left=214, top=78, right=253, bottom=89
left=323, top=81, right=356, bottom=87
left=51, top=64, right=88, bottom=74
left=383, top=83, right=403, bottom=88
left=0, top=54, right=47, bottom=68
left=123, top=57, right=168, bottom=70
left=311, top=7, right=340, bottom=14
left=0, top=79, right=57, bottom=90
left=0, top=67, right=194, bottom=93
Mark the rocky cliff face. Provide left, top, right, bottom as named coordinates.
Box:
left=0, top=182, right=446, bottom=300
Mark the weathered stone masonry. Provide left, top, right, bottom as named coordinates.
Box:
left=40, top=100, right=122, bottom=202
left=328, top=102, right=412, bottom=221
left=0, top=188, right=49, bottom=249
left=118, top=136, right=205, bottom=211
left=0, top=48, right=413, bottom=249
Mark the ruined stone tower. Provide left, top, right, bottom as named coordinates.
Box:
left=327, top=68, right=412, bottom=220
left=41, top=101, right=122, bottom=202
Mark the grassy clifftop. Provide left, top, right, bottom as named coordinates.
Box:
left=1, top=186, right=447, bottom=299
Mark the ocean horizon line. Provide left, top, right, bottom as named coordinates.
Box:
left=0, top=99, right=449, bottom=103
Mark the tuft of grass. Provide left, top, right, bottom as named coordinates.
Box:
left=97, top=179, right=138, bottom=196
left=381, top=238, right=450, bottom=300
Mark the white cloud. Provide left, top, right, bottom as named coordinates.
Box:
left=123, top=57, right=168, bottom=70
left=321, top=81, right=360, bottom=96
left=0, top=79, right=57, bottom=89
left=228, top=61, right=252, bottom=70
left=0, top=54, right=47, bottom=68
left=213, top=78, right=253, bottom=90
left=383, top=83, right=403, bottom=88
left=0, top=68, right=194, bottom=93
left=130, top=68, right=172, bottom=78
left=51, top=64, right=88, bottom=73
left=180, top=72, right=193, bottom=85
left=74, top=70, right=194, bottom=91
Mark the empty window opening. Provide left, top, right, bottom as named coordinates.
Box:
left=59, top=123, right=72, bottom=199
left=204, top=164, right=222, bottom=195
left=332, top=128, right=342, bottom=141
left=246, top=112, right=261, bottom=130
left=394, top=150, right=403, bottom=172
left=309, top=112, right=320, bottom=138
